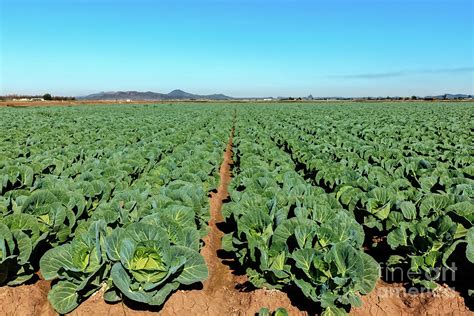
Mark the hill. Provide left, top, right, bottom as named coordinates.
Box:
left=77, top=90, right=234, bottom=100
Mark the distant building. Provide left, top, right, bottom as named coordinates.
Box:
left=13, top=98, right=44, bottom=101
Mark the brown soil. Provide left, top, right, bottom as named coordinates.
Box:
left=0, top=279, right=55, bottom=316
left=352, top=281, right=473, bottom=316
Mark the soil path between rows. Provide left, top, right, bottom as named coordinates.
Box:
left=200, top=126, right=236, bottom=294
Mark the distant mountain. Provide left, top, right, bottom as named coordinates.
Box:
left=430, top=94, right=472, bottom=100
left=77, top=90, right=234, bottom=100
left=167, top=89, right=196, bottom=99
left=76, top=90, right=473, bottom=101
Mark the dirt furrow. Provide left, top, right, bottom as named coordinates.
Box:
left=201, top=126, right=235, bottom=294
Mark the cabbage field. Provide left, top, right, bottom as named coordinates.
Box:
left=0, top=102, right=473, bottom=315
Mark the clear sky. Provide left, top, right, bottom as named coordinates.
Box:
left=1, top=0, right=473, bottom=97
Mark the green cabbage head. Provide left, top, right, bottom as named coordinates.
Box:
left=106, top=222, right=207, bottom=305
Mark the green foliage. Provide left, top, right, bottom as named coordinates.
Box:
left=107, top=223, right=207, bottom=306
left=40, top=221, right=109, bottom=313
left=258, top=307, right=289, bottom=316
left=0, top=104, right=232, bottom=313
left=259, top=103, right=473, bottom=291
left=225, top=103, right=472, bottom=314
left=224, top=123, right=379, bottom=314
left=1, top=102, right=473, bottom=314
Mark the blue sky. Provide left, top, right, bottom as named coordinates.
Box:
left=1, top=0, right=473, bottom=97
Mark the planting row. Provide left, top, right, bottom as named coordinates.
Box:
left=222, top=111, right=380, bottom=315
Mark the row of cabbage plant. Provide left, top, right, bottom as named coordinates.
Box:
left=258, top=103, right=474, bottom=293
left=222, top=113, right=379, bottom=316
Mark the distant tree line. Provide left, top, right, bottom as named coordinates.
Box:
left=0, top=93, right=76, bottom=101
left=279, top=95, right=472, bottom=102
